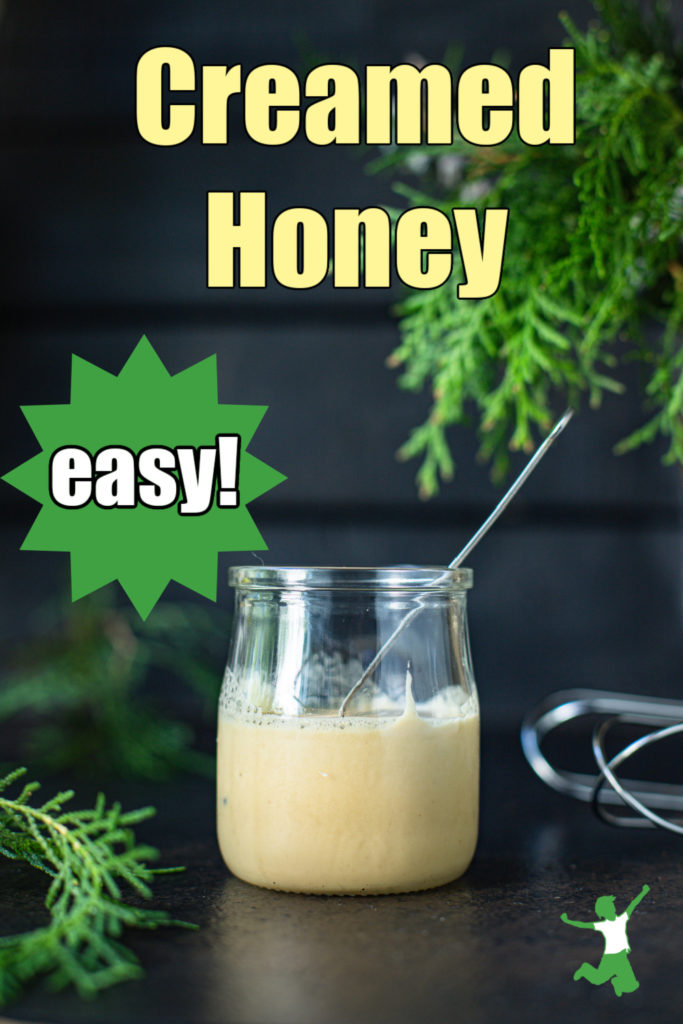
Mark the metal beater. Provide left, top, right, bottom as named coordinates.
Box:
left=522, top=688, right=683, bottom=835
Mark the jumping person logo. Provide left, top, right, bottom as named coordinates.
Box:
left=561, top=884, right=649, bottom=997
left=2, top=337, right=285, bottom=618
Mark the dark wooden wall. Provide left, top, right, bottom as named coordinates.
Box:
left=1, top=0, right=680, bottom=726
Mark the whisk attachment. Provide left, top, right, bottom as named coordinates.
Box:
left=522, top=688, right=683, bottom=835
left=591, top=716, right=683, bottom=835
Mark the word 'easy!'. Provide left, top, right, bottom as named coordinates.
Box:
left=49, top=436, right=240, bottom=516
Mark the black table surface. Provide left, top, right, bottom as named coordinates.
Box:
left=1, top=729, right=681, bottom=1024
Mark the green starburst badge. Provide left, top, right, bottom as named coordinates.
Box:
left=2, top=337, right=285, bottom=617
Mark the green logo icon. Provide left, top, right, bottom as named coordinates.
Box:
left=2, top=337, right=285, bottom=618
left=561, top=884, right=649, bottom=997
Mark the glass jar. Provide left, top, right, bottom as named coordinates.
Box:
left=217, top=566, right=479, bottom=895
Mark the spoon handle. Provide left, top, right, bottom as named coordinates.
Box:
left=449, top=408, right=574, bottom=569
left=338, top=408, right=574, bottom=716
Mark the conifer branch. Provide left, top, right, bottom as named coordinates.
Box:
left=373, top=0, right=683, bottom=494
left=0, top=767, right=195, bottom=1007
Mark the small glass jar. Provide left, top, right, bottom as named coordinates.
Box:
left=217, top=566, right=479, bottom=895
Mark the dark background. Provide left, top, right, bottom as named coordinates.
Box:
left=0, top=0, right=680, bottom=728
left=1, top=5, right=683, bottom=1024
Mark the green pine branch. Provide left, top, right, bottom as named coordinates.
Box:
left=0, top=767, right=195, bottom=1007
left=373, top=0, right=683, bottom=495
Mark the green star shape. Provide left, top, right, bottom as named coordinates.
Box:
left=2, top=337, right=285, bottom=618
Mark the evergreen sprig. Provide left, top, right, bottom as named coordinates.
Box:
left=0, top=767, right=195, bottom=1006
left=0, top=593, right=224, bottom=779
left=372, top=0, right=683, bottom=494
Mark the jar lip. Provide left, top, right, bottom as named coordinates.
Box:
left=229, top=565, right=472, bottom=591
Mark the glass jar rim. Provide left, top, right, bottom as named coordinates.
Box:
left=229, top=565, right=472, bottom=592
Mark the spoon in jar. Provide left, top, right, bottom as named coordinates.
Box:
left=338, top=408, right=575, bottom=715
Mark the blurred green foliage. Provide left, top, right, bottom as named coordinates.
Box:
left=0, top=591, right=225, bottom=779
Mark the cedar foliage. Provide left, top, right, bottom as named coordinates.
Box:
left=0, top=768, right=194, bottom=1007
left=373, top=0, right=683, bottom=494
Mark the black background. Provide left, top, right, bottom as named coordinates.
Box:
left=0, top=0, right=680, bottom=726
left=1, top=5, right=683, bottom=1024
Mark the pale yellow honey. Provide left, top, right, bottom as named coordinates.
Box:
left=216, top=683, right=479, bottom=895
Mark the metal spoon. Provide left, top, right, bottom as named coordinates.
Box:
left=338, top=408, right=575, bottom=715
